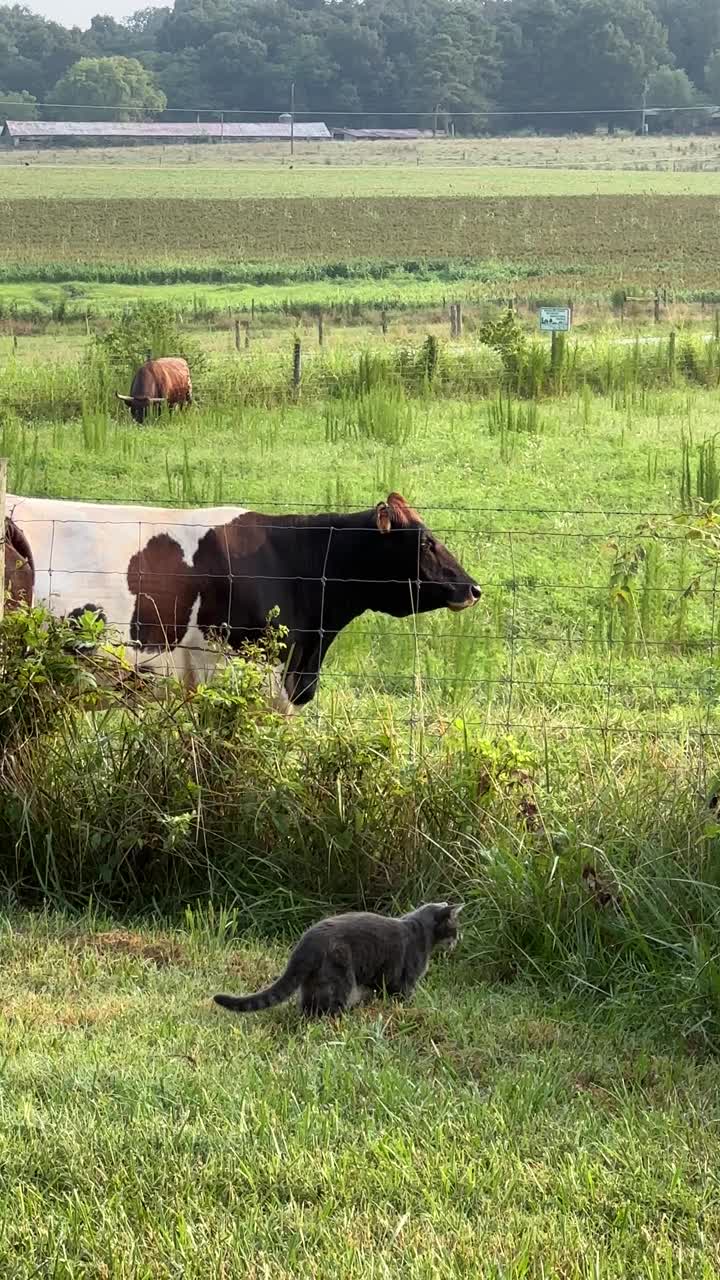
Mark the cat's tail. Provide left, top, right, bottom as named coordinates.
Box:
left=214, top=960, right=302, bottom=1014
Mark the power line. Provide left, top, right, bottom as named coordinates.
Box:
left=0, top=100, right=716, bottom=118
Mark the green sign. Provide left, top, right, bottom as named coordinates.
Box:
left=539, top=306, right=572, bottom=333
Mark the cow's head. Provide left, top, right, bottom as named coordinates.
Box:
left=370, top=493, right=480, bottom=615
left=116, top=393, right=165, bottom=424
left=338, top=492, right=480, bottom=619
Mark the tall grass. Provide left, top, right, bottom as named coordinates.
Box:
left=4, top=331, right=720, bottom=424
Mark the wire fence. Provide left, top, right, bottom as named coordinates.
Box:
left=7, top=501, right=720, bottom=747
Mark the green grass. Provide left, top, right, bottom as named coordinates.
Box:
left=0, top=272, right=556, bottom=323
left=3, top=163, right=720, bottom=199
left=1, top=906, right=720, bottom=1278
left=3, top=358, right=720, bottom=738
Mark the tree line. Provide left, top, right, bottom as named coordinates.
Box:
left=1, top=0, right=720, bottom=132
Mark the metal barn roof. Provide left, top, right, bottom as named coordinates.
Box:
left=332, top=128, right=436, bottom=140
left=2, top=120, right=331, bottom=140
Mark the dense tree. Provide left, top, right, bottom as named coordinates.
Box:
left=647, top=66, right=704, bottom=130
left=496, top=0, right=671, bottom=131
left=0, top=0, right=716, bottom=131
left=0, top=86, right=36, bottom=123
left=50, top=55, right=166, bottom=120
left=706, top=49, right=720, bottom=105
left=651, top=0, right=720, bottom=92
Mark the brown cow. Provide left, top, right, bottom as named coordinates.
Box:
left=4, top=517, right=34, bottom=610
left=116, top=357, right=193, bottom=424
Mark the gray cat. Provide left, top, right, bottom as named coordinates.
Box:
left=214, top=902, right=463, bottom=1017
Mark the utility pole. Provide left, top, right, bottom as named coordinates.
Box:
left=433, top=102, right=441, bottom=138
left=290, top=81, right=295, bottom=158
left=641, top=78, right=649, bottom=135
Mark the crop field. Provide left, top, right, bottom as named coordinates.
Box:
left=2, top=195, right=719, bottom=300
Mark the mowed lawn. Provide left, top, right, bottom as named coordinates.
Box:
left=1, top=908, right=719, bottom=1279
left=1, top=163, right=720, bottom=200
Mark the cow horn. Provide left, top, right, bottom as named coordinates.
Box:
left=116, top=393, right=133, bottom=403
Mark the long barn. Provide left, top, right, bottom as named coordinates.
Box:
left=1, top=120, right=332, bottom=147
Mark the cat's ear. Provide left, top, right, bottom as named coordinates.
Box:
left=448, top=904, right=464, bottom=922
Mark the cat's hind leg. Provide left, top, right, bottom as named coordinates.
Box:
left=300, top=951, right=355, bottom=1017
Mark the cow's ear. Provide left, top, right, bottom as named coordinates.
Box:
left=375, top=502, right=393, bottom=534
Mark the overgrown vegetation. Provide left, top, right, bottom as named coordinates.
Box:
left=1, top=599, right=719, bottom=1051
left=6, top=321, right=720, bottom=422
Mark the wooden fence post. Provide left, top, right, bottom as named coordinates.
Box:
left=450, top=304, right=457, bottom=338
left=381, top=311, right=388, bottom=337
left=0, top=457, right=7, bottom=622
left=318, top=312, right=324, bottom=346
left=455, top=302, right=463, bottom=338
left=654, top=293, right=661, bottom=324
left=235, top=318, right=241, bottom=352
left=292, top=338, right=302, bottom=393
left=244, top=322, right=251, bottom=350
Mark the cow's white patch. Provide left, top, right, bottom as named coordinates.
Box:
left=7, top=494, right=247, bottom=687
left=135, top=595, right=221, bottom=684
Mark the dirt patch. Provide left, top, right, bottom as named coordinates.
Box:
left=77, top=929, right=184, bottom=968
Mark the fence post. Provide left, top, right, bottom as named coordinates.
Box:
left=0, top=457, right=7, bottom=622
left=455, top=302, right=463, bottom=338
left=318, top=312, right=324, bottom=346
left=654, top=292, right=661, bottom=324
left=715, top=309, right=720, bottom=343
left=244, top=322, right=251, bottom=350
left=251, top=298, right=255, bottom=321
left=292, top=338, right=302, bottom=393
left=381, top=310, right=388, bottom=337
left=234, top=317, right=241, bottom=353
left=450, top=304, right=457, bottom=338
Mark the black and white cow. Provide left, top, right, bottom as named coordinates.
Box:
left=6, top=492, right=480, bottom=706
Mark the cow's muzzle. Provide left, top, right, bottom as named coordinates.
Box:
left=447, top=584, right=481, bottom=612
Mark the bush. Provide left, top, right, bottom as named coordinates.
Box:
left=95, top=300, right=207, bottom=390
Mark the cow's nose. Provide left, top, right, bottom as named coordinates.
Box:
left=469, top=584, right=482, bottom=602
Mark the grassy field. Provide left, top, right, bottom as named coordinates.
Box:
left=2, top=908, right=720, bottom=1278
left=2, top=348, right=720, bottom=740
left=1, top=131, right=719, bottom=174
left=4, top=164, right=720, bottom=200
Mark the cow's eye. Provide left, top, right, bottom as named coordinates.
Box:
left=422, top=536, right=435, bottom=555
